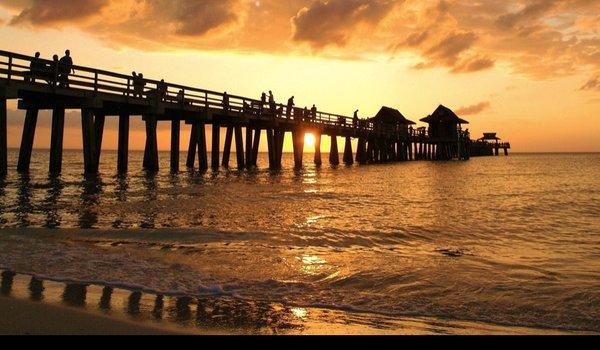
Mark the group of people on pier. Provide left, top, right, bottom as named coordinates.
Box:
left=26, top=50, right=74, bottom=87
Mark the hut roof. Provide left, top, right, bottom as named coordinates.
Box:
left=479, top=133, right=501, bottom=141
left=420, top=105, right=469, bottom=125
left=371, top=106, right=416, bottom=125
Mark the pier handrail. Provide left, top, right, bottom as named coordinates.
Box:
left=0, top=49, right=414, bottom=136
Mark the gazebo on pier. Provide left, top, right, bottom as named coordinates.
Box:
left=420, top=105, right=470, bottom=160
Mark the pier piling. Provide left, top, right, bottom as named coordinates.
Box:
left=118, top=114, right=129, bottom=173
left=17, top=109, right=38, bottom=173
left=0, top=98, right=6, bottom=177
left=211, top=123, right=220, bottom=169
left=170, top=120, right=180, bottom=172
left=222, top=126, right=233, bottom=168
left=49, top=108, right=65, bottom=174
left=330, top=135, right=339, bottom=166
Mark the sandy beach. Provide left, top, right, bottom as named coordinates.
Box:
left=0, top=297, right=188, bottom=335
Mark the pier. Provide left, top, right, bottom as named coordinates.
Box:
left=0, top=50, right=509, bottom=177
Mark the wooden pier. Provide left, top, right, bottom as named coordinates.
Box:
left=0, top=50, right=509, bottom=177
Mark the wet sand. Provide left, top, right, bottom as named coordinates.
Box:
left=0, top=297, right=188, bottom=335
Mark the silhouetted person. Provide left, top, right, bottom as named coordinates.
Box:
left=48, top=55, right=59, bottom=85
left=157, top=79, right=167, bottom=101
left=286, top=96, right=295, bottom=119
left=27, top=52, right=42, bottom=83
left=177, top=89, right=185, bottom=104
left=268, top=90, right=276, bottom=111
left=58, top=50, right=74, bottom=87
left=260, top=92, right=267, bottom=113
left=133, top=72, right=146, bottom=98
left=353, top=110, right=359, bottom=128
left=409, top=125, right=414, bottom=136
left=311, top=104, right=317, bottom=120
left=222, top=92, right=230, bottom=111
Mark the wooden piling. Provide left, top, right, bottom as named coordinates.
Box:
left=222, top=126, right=233, bottom=167
left=343, top=136, right=354, bottom=165
left=170, top=119, right=180, bottom=171
left=314, top=133, right=322, bottom=166
left=94, top=112, right=105, bottom=167
left=292, top=130, right=304, bottom=168
left=117, top=114, right=129, bottom=173
left=366, top=139, right=374, bottom=163
left=196, top=122, right=208, bottom=171
left=211, top=123, right=220, bottom=169
left=143, top=115, right=159, bottom=172
left=234, top=126, right=245, bottom=169
left=266, top=129, right=275, bottom=169
left=49, top=108, right=65, bottom=175
left=81, top=109, right=98, bottom=174
left=329, top=135, right=339, bottom=166
left=252, top=128, right=261, bottom=167
left=17, top=109, right=39, bottom=173
left=275, top=130, right=285, bottom=169
left=245, top=127, right=253, bottom=169
left=186, top=123, right=198, bottom=168
left=0, top=98, right=6, bottom=177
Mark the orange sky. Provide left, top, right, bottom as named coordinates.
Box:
left=0, top=0, right=599, bottom=152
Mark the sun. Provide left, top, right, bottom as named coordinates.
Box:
left=304, top=133, right=316, bottom=147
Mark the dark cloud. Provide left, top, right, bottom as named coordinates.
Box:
left=424, top=31, right=478, bottom=65
left=451, top=57, right=495, bottom=73
left=455, top=101, right=491, bottom=116
left=9, top=0, right=108, bottom=26
left=496, top=1, right=558, bottom=30
left=580, top=75, right=600, bottom=91
left=292, top=0, right=398, bottom=48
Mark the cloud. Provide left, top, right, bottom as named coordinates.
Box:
left=580, top=75, right=600, bottom=91
left=455, top=101, right=491, bottom=116
left=0, top=0, right=599, bottom=79
left=9, top=0, right=108, bottom=26
left=291, top=0, right=398, bottom=49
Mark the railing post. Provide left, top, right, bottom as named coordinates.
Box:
left=7, top=54, right=12, bottom=82
left=94, top=72, right=98, bottom=93
left=126, top=78, right=131, bottom=97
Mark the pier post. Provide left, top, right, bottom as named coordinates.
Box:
left=186, top=124, right=198, bottom=168
left=275, top=130, right=285, bottom=169
left=245, top=127, right=253, bottom=169
left=0, top=98, right=6, bottom=177
left=343, top=136, right=354, bottom=165
left=211, top=123, right=220, bottom=169
left=94, top=112, right=105, bottom=167
left=143, top=115, right=159, bottom=172
left=366, top=139, right=374, bottom=163
left=49, top=108, right=65, bottom=175
left=252, top=128, right=261, bottom=167
left=81, top=109, right=98, bottom=174
left=408, top=142, right=413, bottom=161
left=222, top=126, right=233, bottom=168
left=329, top=135, right=339, bottom=166
left=171, top=119, right=180, bottom=172
left=118, top=114, right=129, bottom=173
left=17, top=109, right=39, bottom=173
left=234, top=126, right=245, bottom=169
left=292, top=130, right=304, bottom=169
left=314, top=133, right=322, bottom=166
left=504, top=147, right=508, bottom=156
left=266, top=129, right=275, bottom=169
left=196, top=122, right=208, bottom=171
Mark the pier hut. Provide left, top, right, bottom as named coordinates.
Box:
left=366, top=107, right=415, bottom=162
left=420, top=105, right=469, bottom=160
left=471, top=132, right=510, bottom=156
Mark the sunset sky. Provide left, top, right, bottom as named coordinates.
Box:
left=0, top=0, right=599, bottom=152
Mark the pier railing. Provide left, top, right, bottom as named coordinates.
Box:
left=0, top=50, right=418, bottom=136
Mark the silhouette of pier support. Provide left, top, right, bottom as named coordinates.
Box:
left=234, top=126, right=245, bottom=169
left=0, top=98, right=7, bottom=177
left=17, top=109, right=38, bottom=173
left=49, top=108, right=65, bottom=174
left=81, top=109, right=99, bottom=174
left=329, top=135, right=339, bottom=166
left=266, top=129, right=275, bottom=169
left=343, top=136, right=354, bottom=165
left=222, top=126, right=233, bottom=168
left=252, top=128, right=261, bottom=167
left=143, top=115, right=159, bottom=172
left=245, top=127, right=253, bottom=169
left=118, top=114, right=129, bottom=173
left=292, top=130, right=304, bottom=169
left=171, top=120, right=180, bottom=172
left=211, top=124, right=220, bottom=169
left=186, top=122, right=208, bottom=171
left=314, top=133, right=322, bottom=166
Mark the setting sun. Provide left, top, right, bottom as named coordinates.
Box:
left=305, top=133, right=316, bottom=148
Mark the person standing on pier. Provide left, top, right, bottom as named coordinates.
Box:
left=58, top=50, right=74, bottom=88
left=49, top=54, right=59, bottom=86
left=27, top=52, right=41, bottom=83
left=157, top=79, right=168, bottom=101
left=268, top=90, right=276, bottom=111
left=222, top=92, right=230, bottom=112
left=311, top=104, right=318, bottom=120
left=133, top=73, right=146, bottom=98
left=286, top=96, right=295, bottom=119
left=353, top=110, right=359, bottom=128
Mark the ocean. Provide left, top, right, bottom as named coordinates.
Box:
left=0, top=150, right=599, bottom=334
